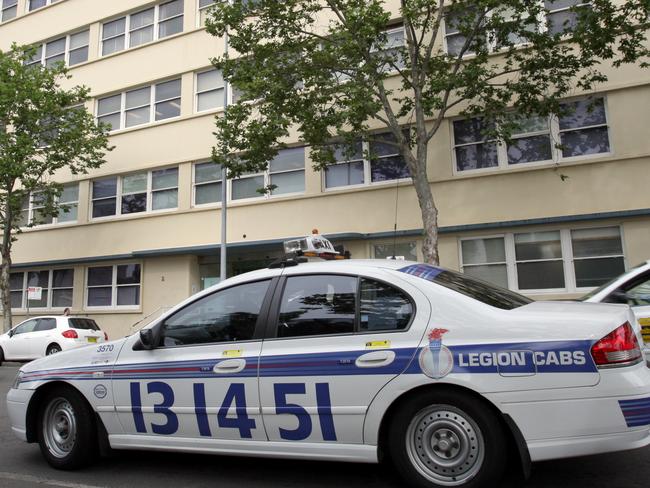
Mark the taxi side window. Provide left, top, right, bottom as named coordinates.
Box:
left=360, top=278, right=413, bottom=331
left=13, top=319, right=38, bottom=336
left=161, top=280, right=270, bottom=346
left=607, top=272, right=650, bottom=307
left=35, top=318, right=57, bottom=332
left=278, top=275, right=356, bottom=338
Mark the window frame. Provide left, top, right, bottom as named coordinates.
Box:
left=20, top=183, right=80, bottom=228
left=451, top=96, right=611, bottom=175
left=85, top=263, right=142, bottom=310
left=197, top=0, right=217, bottom=27
left=9, top=267, right=74, bottom=311
left=100, top=0, right=185, bottom=57
left=24, top=29, right=90, bottom=68
left=459, top=224, right=627, bottom=294
left=194, top=68, right=225, bottom=113
left=90, top=167, right=179, bottom=220
left=1, top=0, right=18, bottom=22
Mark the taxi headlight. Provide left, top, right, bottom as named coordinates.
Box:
left=11, top=371, right=24, bottom=389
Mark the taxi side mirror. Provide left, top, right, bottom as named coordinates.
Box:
left=8, top=329, right=14, bottom=338
left=138, top=329, right=155, bottom=350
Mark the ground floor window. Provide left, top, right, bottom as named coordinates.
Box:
left=9, top=268, right=74, bottom=310
left=86, top=263, right=141, bottom=308
left=373, top=241, right=418, bottom=261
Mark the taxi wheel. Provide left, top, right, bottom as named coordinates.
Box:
left=0, top=347, right=4, bottom=366
left=46, top=344, right=62, bottom=356
left=388, top=390, right=506, bottom=488
left=38, top=386, right=97, bottom=470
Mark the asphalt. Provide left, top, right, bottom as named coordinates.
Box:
left=1, top=364, right=649, bottom=488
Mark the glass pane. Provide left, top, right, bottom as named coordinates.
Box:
left=129, top=26, right=154, bottom=47
left=156, top=79, right=182, bottom=101
left=45, top=38, right=65, bottom=57
left=32, top=208, right=53, bottom=225
left=60, top=184, right=79, bottom=203
left=370, top=155, right=409, bottom=182
left=10, top=291, right=23, bottom=308
left=45, top=54, right=65, bottom=67
left=69, top=46, right=88, bottom=66
left=57, top=203, right=77, bottom=222
left=159, top=0, right=183, bottom=20
left=195, top=182, right=222, bottom=204
left=195, top=162, right=222, bottom=183
left=278, top=275, right=357, bottom=338
left=152, top=167, right=178, bottom=190
left=122, top=173, right=147, bottom=193
left=102, top=35, right=125, bottom=55
left=513, top=114, right=550, bottom=135
left=25, top=45, right=42, bottom=66
left=155, top=99, right=181, bottom=120
left=69, top=318, right=100, bottom=330
left=36, top=318, right=57, bottom=331
left=27, top=270, right=49, bottom=288
left=69, top=30, right=89, bottom=49
left=453, top=118, right=493, bottom=144
left=270, top=170, right=304, bottom=195
left=517, top=261, right=565, bottom=289
left=97, top=95, right=121, bottom=116
left=53, top=268, right=73, bottom=287
left=197, top=89, right=223, bottom=111
left=103, top=18, right=126, bottom=39
left=455, top=142, right=499, bottom=171
left=507, top=135, right=553, bottom=165
left=27, top=290, right=48, bottom=308
left=130, top=8, right=154, bottom=30
left=117, top=264, right=141, bottom=284
left=29, top=0, right=46, bottom=10
left=88, top=287, right=112, bottom=307
left=571, top=227, right=622, bottom=257
left=462, top=238, right=506, bottom=265
left=325, top=161, right=364, bottom=188
left=545, top=0, right=582, bottom=10
left=10, top=273, right=23, bottom=290
left=92, top=198, right=116, bottom=218
left=162, top=280, right=270, bottom=346
left=88, top=266, right=112, bottom=286
left=2, top=5, right=17, bottom=20
left=199, top=0, right=215, bottom=7
left=515, top=231, right=562, bottom=260
left=547, top=10, right=579, bottom=35
left=197, top=69, right=223, bottom=92
left=98, top=113, right=121, bottom=131
left=464, top=264, right=509, bottom=288
left=52, top=289, right=73, bottom=307
left=559, top=98, right=606, bottom=130
left=359, top=278, right=412, bottom=331
left=627, top=278, right=650, bottom=306
left=125, top=106, right=150, bottom=127
left=117, top=286, right=140, bottom=306
left=121, top=193, right=147, bottom=214
left=574, top=257, right=625, bottom=288
left=560, top=127, right=610, bottom=157
left=152, top=189, right=178, bottom=210
left=126, top=87, right=151, bottom=109
left=232, top=175, right=264, bottom=200
left=269, top=147, right=305, bottom=173
left=369, top=132, right=399, bottom=157
left=374, top=242, right=418, bottom=260
left=159, top=16, right=184, bottom=38
left=333, top=140, right=363, bottom=162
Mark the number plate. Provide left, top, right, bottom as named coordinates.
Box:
left=88, top=337, right=98, bottom=343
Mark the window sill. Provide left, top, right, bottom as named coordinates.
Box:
left=323, top=178, right=412, bottom=194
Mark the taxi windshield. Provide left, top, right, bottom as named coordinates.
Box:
left=399, top=264, right=531, bottom=310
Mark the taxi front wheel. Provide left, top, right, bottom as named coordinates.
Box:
left=388, top=390, right=507, bottom=488
left=38, top=386, right=98, bottom=470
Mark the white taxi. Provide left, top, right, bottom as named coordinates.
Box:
left=6, top=253, right=650, bottom=488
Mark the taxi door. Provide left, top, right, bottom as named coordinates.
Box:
left=111, top=277, right=278, bottom=442
left=258, top=269, right=430, bottom=445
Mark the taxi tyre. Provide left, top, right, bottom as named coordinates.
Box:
left=388, top=390, right=507, bottom=488
left=0, top=346, right=4, bottom=366
left=37, top=386, right=98, bottom=470
left=46, top=344, right=62, bottom=356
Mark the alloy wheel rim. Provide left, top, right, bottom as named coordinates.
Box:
left=405, top=405, right=485, bottom=486
left=42, top=398, right=76, bottom=458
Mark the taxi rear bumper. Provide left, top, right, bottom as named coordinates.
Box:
left=6, top=388, right=35, bottom=442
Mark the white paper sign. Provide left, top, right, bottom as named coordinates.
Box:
left=27, top=286, right=42, bottom=301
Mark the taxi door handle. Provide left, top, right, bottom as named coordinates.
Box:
left=355, top=350, right=396, bottom=368
left=213, top=358, right=246, bottom=374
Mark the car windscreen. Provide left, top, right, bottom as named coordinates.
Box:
left=399, top=264, right=532, bottom=310
left=68, top=318, right=100, bottom=331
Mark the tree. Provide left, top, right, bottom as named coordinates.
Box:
left=0, top=44, right=112, bottom=331
left=206, top=0, right=649, bottom=265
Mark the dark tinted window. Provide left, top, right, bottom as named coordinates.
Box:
left=69, top=318, right=100, bottom=330
left=399, top=264, right=531, bottom=310
left=278, top=275, right=356, bottom=338
left=35, top=318, right=57, bottom=331
left=162, top=280, right=270, bottom=346
left=360, top=278, right=413, bottom=331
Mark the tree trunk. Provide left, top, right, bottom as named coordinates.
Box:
left=411, top=167, right=440, bottom=265
left=1, top=227, right=13, bottom=332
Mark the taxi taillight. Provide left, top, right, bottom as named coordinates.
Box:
left=590, top=322, right=642, bottom=368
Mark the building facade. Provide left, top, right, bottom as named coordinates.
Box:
left=1, top=0, right=649, bottom=337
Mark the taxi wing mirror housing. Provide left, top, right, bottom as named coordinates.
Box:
left=135, top=327, right=158, bottom=351
left=8, top=329, right=14, bottom=338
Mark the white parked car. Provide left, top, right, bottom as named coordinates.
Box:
left=6, top=259, right=650, bottom=488
left=583, top=260, right=650, bottom=362
left=0, top=316, right=107, bottom=364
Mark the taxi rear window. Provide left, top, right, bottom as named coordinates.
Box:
left=399, top=264, right=531, bottom=310
left=68, top=318, right=100, bottom=330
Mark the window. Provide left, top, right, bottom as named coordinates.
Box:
left=161, top=280, right=270, bottom=346
left=19, top=184, right=79, bottom=226
left=13, top=320, right=38, bottom=335
left=231, top=147, right=305, bottom=200
left=35, top=318, right=57, bottom=332
left=374, top=24, right=406, bottom=72
left=325, top=132, right=409, bottom=189
left=91, top=168, right=179, bottom=219
left=193, top=161, right=223, bottom=205
left=101, top=1, right=184, bottom=56
left=278, top=275, right=357, bottom=338
left=546, top=0, right=590, bottom=35
left=69, top=318, right=100, bottom=330
left=460, top=226, right=625, bottom=292
left=86, top=264, right=141, bottom=308
left=196, top=69, right=224, bottom=112
left=96, top=79, right=182, bottom=131
left=374, top=242, right=418, bottom=261
left=359, top=278, right=413, bottom=331
left=24, top=30, right=90, bottom=68
left=452, top=97, right=609, bottom=173
left=444, top=8, right=486, bottom=57
left=198, top=0, right=216, bottom=26
left=1, top=1, right=17, bottom=22
left=9, top=268, right=74, bottom=309
left=28, top=0, right=59, bottom=12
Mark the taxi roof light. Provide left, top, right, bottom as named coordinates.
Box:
left=590, top=322, right=642, bottom=368
left=270, top=233, right=350, bottom=268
